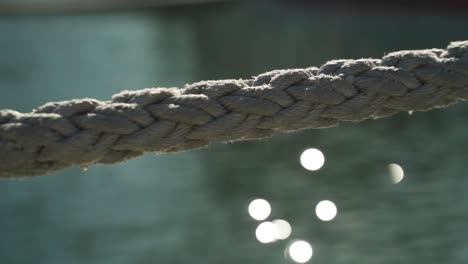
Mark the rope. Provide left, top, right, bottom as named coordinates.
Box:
left=1, top=41, right=468, bottom=177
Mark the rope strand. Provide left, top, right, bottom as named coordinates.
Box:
left=1, top=41, right=467, bottom=177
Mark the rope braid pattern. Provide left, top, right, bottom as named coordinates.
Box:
left=1, top=41, right=468, bottom=177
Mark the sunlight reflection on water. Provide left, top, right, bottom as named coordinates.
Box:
left=273, top=219, right=292, bottom=240
left=286, top=240, right=313, bottom=263
left=248, top=199, right=271, bottom=221
left=300, top=148, right=325, bottom=171
left=256, top=221, right=278, bottom=243
left=388, top=163, right=404, bottom=184
left=315, top=200, right=337, bottom=221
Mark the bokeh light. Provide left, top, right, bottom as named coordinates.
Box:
left=273, top=219, right=292, bottom=240
left=248, top=199, right=271, bottom=221
left=287, top=240, right=313, bottom=263
left=315, top=200, right=337, bottom=221
left=255, top=222, right=278, bottom=243
left=388, top=163, right=404, bottom=184
left=300, top=148, right=325, bottom=171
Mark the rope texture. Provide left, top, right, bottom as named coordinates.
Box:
left=1, top=41, right=468, bottom=177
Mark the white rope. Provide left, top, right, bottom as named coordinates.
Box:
left=1, top=40, right=467, bottom=177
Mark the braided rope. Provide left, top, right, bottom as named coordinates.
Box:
left=1, top=41, right=468, bottom=177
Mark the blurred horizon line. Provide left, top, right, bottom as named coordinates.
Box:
left=1, top=0, right=468, bottom=16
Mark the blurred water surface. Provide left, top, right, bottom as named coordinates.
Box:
left=1, top=2, right=468, bottom=263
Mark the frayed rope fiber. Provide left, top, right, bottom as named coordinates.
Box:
left=1, top=41, right=468, bottom=177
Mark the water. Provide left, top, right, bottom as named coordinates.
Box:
left=1, top=2, right=468, bottom=263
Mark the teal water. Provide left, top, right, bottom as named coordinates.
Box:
left=1, top=2, right=468, bottom=263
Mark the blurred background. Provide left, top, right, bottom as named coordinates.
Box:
left=1, top=0, right=468, bottom=263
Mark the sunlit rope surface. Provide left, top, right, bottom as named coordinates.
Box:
left=1, top=41, right=467, bottom=177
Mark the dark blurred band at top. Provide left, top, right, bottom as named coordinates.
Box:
left=1, top=0, right=468, bottom=15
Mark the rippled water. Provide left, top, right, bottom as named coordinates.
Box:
left=1, top=2, right=468, bottom=263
